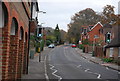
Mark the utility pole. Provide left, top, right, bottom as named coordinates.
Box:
left=27, top=2, right=33, bottom=74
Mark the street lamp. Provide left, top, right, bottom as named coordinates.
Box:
left=36, top=11, right=46, bottom=62
left=37, top=11, right=46, bottom=23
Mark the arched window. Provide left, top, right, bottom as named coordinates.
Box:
left=0, top=2, right=4, bottom=28
left=25, top=32, right=28, bottom=42
left=10, top=18, right=18, bottom=35
left=0, top=2, right=8, bottom=28
left=19, top=27, right=24, bottom=40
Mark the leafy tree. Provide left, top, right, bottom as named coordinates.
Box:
left=102, top=5, right=118, bottom=25
left=60, top=30, right=67, bottom=44
left=46, top=35, right=56, bottom=43
left=67, top=8, right=101, bottom=44
left=54, top=24, right=61, bottom=44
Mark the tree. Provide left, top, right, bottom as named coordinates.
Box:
left=54, top=24, right=61, bottom=44
left=67, top=8, right=101, bottom=44
left=60, top=30, right=67, bottom=44
left=102, top=5, right=118, bottom=25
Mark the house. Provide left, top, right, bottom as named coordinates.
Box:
left=81, top=22, right=103, bottom=45
left=105, top=25, right=120, bottom=60
left=0, top=1, right=39, bottom=80
left=87, top=22, right=103, bottom=45
left=81, top=26, right=88, bottom=42
left=99, top=24, right=112, bottom=45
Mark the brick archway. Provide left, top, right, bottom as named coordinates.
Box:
left=0, top=2, right=9, bottom=80
left=17, top=27, right=24, bottom=78
left=23, top=32, right=28, bottom=74
left=8, top=17, right=19, bottom=80
left=0, top=2, right=8, bottom=28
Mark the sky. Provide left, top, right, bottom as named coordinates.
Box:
left=38, top=0, right=120, bottom=32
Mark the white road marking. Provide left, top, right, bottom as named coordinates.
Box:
left=64, top=48, right=72, bottom=61
left=44, top=55, right=49, bottom=81
left=84, top=68, right=101, bottom=79
left=106, top=67, right=109, bottom=70
left=94, top=73, right=101, bottom=79
left=77, top=65, right=82, bottom=68
left=97, top=74, right=101, bottom=79
left=49, top=64, right=62, bottom=81
left=85, top=69, right=90, bottom=72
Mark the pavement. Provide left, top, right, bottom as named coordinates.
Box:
left=20, top=47, right=49, bottom=81
left=75, top=48, right=120, bottom=72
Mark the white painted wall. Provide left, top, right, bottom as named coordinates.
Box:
left=32, top=5, right=37, bottom=19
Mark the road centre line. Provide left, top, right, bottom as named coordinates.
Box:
left=49, top=64, right=62, bottom=81
left=63, top=48, right=72, bottom=61
left=77, top=65, right=82, bottom=68
left=85, top=69, right=90, bottom=72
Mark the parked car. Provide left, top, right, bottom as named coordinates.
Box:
left=71, top=44, right=76, bottom=48
left=48, top=44, right=55, bottom=48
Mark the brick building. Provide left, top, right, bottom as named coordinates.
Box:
left=0, top=1, right=39, bottom=80
left=81, top=22, right=104, bottom=45
left=105, top=25, right=120, bottom=59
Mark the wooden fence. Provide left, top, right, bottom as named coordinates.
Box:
left=84, top=45, right=105, bottom=58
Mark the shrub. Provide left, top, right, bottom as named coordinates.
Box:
left=79, top=44, right=84, bottom=49
left=102, top=58, right=113, bottom=63
left=46, top=40, right=52, bottom=46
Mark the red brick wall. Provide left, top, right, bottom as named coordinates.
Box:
left=30, top=20, right=37, bottom=33
left=23, top=41, right=28, bottom=74
left=8, top=35, right=19, bottom=80
left=1, top=2, right=30, bottom=80
left=88, top=23, right=103, bottom=43
left=17, top=40, right=24, bottom=78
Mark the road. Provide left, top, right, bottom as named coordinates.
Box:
left=45, top=45, right=119, bottom=81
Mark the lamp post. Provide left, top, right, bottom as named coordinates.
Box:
left=36, top=10, right=46, bottom=62
left=37, top=11, right=46, bottom=22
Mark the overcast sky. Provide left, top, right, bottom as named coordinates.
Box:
left=38, top=0, right=120, bottom=32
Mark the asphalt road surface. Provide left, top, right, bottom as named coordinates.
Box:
left=45, top=45, right=119, bottom=81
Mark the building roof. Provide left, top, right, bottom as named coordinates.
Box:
left=103, top=23, right=112, bottom=28
left=91, top=22, right=103, bottom=30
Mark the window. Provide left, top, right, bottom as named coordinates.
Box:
left=110, top=48, right=113, bottom=57
left=0, top=2, right=4, bottom=28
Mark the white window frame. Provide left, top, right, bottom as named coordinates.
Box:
left=109, top=48, right=113, bottom=57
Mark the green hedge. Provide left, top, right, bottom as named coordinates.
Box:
left=102, top=58, right=113, bottom=63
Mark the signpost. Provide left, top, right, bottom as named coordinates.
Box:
left=92, top=35, right=99, bottom=56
